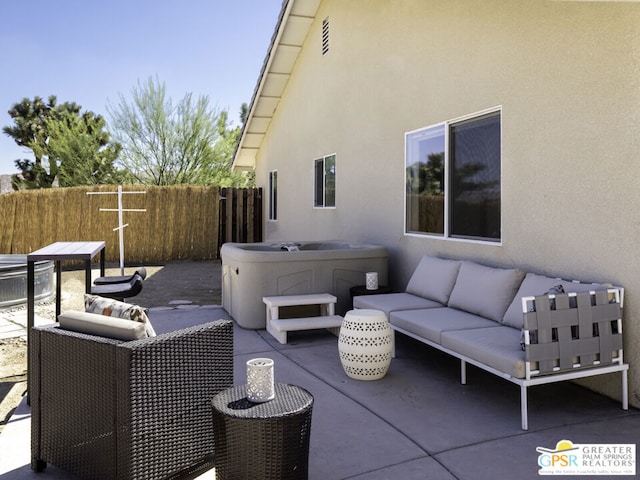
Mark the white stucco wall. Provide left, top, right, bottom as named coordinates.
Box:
left=253, top=0, right=640, bottom=406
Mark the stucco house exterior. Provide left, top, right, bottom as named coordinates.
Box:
left=233, top=0, right=640, bottom=408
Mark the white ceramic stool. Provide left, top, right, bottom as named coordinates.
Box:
left=338, top=309, right=393, bottom=380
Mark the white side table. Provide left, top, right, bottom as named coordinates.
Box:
left=338, top=309, right=393, bottom=380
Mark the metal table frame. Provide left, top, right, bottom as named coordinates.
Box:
left=26, top=241, right=105, bottom=397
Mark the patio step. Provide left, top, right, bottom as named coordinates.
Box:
left=271, top=314, right=344, bottom=332
left=264, top=293, right=340, bottom=344
left=262, top=293, right=337, bottom=307
left=268, top=315, right=343, bottom=344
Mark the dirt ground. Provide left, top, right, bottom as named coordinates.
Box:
left=0, top=260, right=222, bottom=432
left=0, top=338, right=26, bottom=431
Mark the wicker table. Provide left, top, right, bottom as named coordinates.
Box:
left=211, top=383, right=314, bottom=480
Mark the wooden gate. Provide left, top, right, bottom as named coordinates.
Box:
left=219, top=188, right=263, bottom=248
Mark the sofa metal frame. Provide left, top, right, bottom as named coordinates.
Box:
left=391, top=288, right=628, bottom=430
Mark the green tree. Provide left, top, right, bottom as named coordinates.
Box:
left=108, top=77, right=252, bottom=186
left=239, top=102, right=249, bottom=124
left=406, top=152, right=444, bottom=196
left=3, top=96, right=72, bottom=188
left=2, top=95, right=124, bottom=189
left=47, top=110, right=125, bottom=186
left=203, top=108, right=254, bottom=187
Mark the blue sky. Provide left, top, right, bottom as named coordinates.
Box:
left=0, top=0, right=283, bottom=174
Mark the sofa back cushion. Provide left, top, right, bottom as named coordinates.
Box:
left=405, top=256, right=462, bottom=304
left=448, top=261, right=525, bottom=322
left=502, top=273, right=611, bottom=328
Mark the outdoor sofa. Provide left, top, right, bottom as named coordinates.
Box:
left=30, top=308, right=233, bottom=480
left=353, top=255, right=629, bottom=430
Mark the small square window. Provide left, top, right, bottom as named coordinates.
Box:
left=268, top=170, right=277, bottom=221
left=314, top=154, right=336, bottom=208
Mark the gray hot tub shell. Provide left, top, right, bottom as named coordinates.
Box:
left=221, top=241, right=388, bottom=329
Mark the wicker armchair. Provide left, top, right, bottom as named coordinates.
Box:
left=30, top=319, right=233, bottom=480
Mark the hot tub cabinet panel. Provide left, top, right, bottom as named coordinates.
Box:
left=221, top=242, right=388, bottom=329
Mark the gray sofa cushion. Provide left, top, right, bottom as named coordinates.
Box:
left=405, top=256, right=462, bottom=304
left=353, top=292, right=442, bottom=318
left=390, top=307, right=498, bottom=345
left=441, top=326, right=526, bottom=379
left=502, top=273, right=611, bottom=329
left=447, top=261, right=525, bottom=322
left=502, top=273, right=566, bottom=328
left=560, top=279, right=611, bottom=293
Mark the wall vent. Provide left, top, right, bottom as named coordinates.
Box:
left=321, top=17, right=329, bottom=55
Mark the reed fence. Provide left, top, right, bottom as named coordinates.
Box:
left=0, top=186, right=262, bottom=263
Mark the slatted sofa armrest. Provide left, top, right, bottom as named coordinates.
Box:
left=114, top=319, right=234, bottom=479
left=522, top=288, right=624, bottom=376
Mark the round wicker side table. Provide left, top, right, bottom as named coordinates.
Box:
left=211, top=383, right=314, bottom=480
left=338, top=309, right=393, bottom=380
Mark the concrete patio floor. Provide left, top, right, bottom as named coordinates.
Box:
left=1, top=302, right=638, bottom=478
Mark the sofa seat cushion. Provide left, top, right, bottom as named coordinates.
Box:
left=441, top=326, right=526, bottom=379
left=447, top=261, right=525, bottom=322
left=58, top=310, right=148, bottom=340
left=502, top=273, right=611, bottom=329
left=390, top=307, right=498, bottom=345
left=405, top=256, right=462, bottom=304
left=353, top=292, right=442, bottom=318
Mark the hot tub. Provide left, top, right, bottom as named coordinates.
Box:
left=0, top=255, right=55, bottom=309
left=221, top=241, right=388, bottom=329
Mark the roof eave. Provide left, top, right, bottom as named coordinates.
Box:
left=232, top=0, right=321, bottom=171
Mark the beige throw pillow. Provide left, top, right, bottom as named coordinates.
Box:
left=59, top=310, right=147, bottom=341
